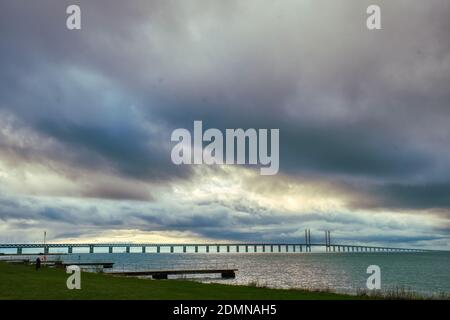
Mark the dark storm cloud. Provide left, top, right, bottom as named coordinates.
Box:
left=0, top=0, right=450, bottom=225
left=0, top=0, right=192, bottom=182
left=0, top=195, right=124, bottom=227
left=350, top=183, right=450, bottom=211
left=279, top=121, right=433, bottom=178
left=335, top=234, right=447, bottom=246
left=0, top=191, right=448, bottom=247
left=35, top=118, right=183, bottom=181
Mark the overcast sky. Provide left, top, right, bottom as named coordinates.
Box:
left=0, top=0, right=449, bottom=249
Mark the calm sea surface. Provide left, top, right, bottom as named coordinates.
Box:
left=51, top=252, right=450, bottom=296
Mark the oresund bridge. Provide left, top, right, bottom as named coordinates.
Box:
left=0, top=230, right=433, bottom=255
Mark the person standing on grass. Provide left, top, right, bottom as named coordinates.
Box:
left=35, top=256, right=41, bottom=270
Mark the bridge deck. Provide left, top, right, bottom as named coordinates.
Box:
left=0, top=242, right=434, bottom=253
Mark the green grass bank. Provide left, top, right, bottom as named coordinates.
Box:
left=0, top=261, right=357, bottom=300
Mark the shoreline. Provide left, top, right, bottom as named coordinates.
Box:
left=0, top=261, right=359, bottom=300
left=1, top=261, right=448, bottom=300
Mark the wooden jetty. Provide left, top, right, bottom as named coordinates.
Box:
left=53, top=261, right=114, bottom=268
left=108, top=268, right=237, bottom=279
left=23, top=261, right=115, bottom=268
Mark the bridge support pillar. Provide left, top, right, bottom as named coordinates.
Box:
left=170, top=246, right=174, bottom=253
left=17, top=247, right=22, bottom=255
left=126, top=246, right=130, bottom=253
left=286, top=245, right=289, bottom=252
left=227, top=245, right=230, bottom=253
left=271, top=245, right=274, bottom=252
left=89, top=246, right=94, bottom=254
left=183, top=246, right=187, bottom=253
left=157, top=246, right=160, bottom=253
left=245, top=245, right=248, bottom=253
left=217, top=245, right=220, bottom=253
left=236, top=245, right=239, bottom=253
left=68, top=246, right=73, bottom=254
left=206, top=245, right=209, bottom=253
left=293, top=245, right=295, bottom=253
left=263, top=245, right=266, bottom=253
left=254, top=245, right=257, bottom=253
left=142, top=246, right=146, bottom=253
left=108, top=246, right=113, bottom=254
left=195, top=246, right=198, bottom=253
left=278, top=245, right=281, bottom=252
left=300, top=245, right=302, bottom=252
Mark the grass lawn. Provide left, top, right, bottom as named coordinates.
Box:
left=0, top=261, right=359, bottom=300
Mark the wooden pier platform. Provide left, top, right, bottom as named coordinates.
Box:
left=54, top=261, right=114, bottom=268
left=108, top=268, right=237, bottom=279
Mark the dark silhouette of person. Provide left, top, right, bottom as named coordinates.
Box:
left=35, top=257, right=41, bottom=270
